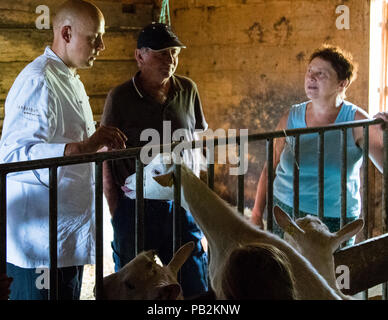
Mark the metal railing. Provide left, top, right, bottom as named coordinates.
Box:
left=0, top=118, right=387, bottom=300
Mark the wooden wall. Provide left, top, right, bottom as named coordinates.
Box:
left=170, top=0, right=373, bottom=213
left=0, top=0, right=381, bottom=236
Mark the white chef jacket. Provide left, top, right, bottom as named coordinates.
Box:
left=0, top=47, right=96, bottom=268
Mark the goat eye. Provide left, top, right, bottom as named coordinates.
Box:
left=152, top=169, right=161, bottom=175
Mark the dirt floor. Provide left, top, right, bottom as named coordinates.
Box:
left=80, top=199, right=115, bottom=300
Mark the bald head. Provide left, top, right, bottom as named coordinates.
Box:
left=51, top=0, right=105, bottom=71
left=53, top=0, right=103, bottom=33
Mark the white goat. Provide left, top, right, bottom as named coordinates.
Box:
left=100, top=241, right=194, bottom=300
left=122, top=153, right=342, bottom=300
left=273, top=207, right=364, bottom=300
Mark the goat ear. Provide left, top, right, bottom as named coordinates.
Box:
left=153, top=172, right=174, bottom=187
left=167, top=241, right=195, bottom=276
left=273, top=206, right=304, bottom=237
left=332, top=219, right=364, bottom=250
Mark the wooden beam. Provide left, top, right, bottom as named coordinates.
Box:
left=0, top=29, right=139, bottom=62
left=0, top=60, right=138, bottom=99
left=0, top=1, right=153, bottom=28
left=334, top=233, right=388, bottom=295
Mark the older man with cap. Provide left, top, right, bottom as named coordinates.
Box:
left=0, top=0, right=127, bottom=300
left=101, top=22, right=209, bottom=298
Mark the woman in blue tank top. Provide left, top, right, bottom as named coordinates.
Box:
left=251, top=46, right=385, bottom=241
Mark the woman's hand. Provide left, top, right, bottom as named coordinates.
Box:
left=250, top=207, right=265, bottom=229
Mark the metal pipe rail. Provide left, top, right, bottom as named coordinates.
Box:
left=0, top=118, right=386, bottom=300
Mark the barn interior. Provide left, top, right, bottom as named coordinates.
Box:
left=0, top=0, right=387, bottom=300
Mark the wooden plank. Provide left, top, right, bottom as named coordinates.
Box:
left=0, top=61, right=27, bottom=99
left=0, top=0, right=54, bottom=28
left=334, top=233, right=388, bottom=295
left=89, top=95, right=107, bottom=116
left=0, top=0, right=153, bottom=28
left=0, top=60, right=138, bottom=99
left=0, top=29, right=52, bottom=62
left=94, top=1, right=153, bottom=28
left=0, top=28, right=139, bottom=62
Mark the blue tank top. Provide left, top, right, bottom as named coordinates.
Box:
left=273, top=101, right=363, bottom=218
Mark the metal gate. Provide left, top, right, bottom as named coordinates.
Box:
left=0, top=118, right=387, bottom=300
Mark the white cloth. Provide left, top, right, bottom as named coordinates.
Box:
left=0, top=47, right=96, bottom=268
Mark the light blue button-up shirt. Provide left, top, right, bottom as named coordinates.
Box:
left=0, top=47, right=96, bottom=268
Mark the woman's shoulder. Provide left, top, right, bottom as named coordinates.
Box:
left=342, top=100, right=370, bottom=120
left=288, top=100, right=309, bottom=116
left=281, top=101, right=309, bottom=128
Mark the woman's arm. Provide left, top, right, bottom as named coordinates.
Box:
left=251, top=110, right=290, bottom=228
left=353, top=110, right=385, bottom=173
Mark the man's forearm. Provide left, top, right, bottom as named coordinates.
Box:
left=103, top=161, right=120, bottom=216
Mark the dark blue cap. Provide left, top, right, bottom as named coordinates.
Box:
left=137, top=22, right=186, bottom=51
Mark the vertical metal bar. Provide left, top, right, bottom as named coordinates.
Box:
left=267, top=138, right=274, bottom=232
left=95, top=162, right=104, bottom=300
left=382, top=126, right=388, bottom=300
left=49, top=166, right=58, bottom=301
left=293, top=135, right=300, bottom=219
left=205, top=145, right=214, bottom=293
left=318, top=131, right=325, bottom=220
left=206, top=138, right=215, bottom=190
left=237, top=140, right=244, bottom=215
left=173, top=163, right=182, bottom=254
left=135, top=157, right=145, bottom=255
left=340, top=128, right=347, bottom=233
left=361, top=125, right=370, bottom=300
left=207, top=163, right=214, bottom=190
left=362, top=125, right=370, bottom=240
left=0, top=172, right=7, bottom=275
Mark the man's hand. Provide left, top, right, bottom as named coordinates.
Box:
left=65, top=125, right=127, bottom=156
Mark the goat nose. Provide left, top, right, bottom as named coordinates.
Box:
left=121, top=185, right=131, bottom=193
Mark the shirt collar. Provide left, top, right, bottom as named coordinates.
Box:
left=44, top=46, right=79, bottom=79
left=132, top=72, right=143, bottom=98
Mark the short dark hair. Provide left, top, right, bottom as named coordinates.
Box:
left=309, top=45, right=357, bottom=85
left=221, top=243, right=297, bottom=300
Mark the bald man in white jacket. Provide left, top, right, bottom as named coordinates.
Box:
left=0, top=0, right=126, bottom=300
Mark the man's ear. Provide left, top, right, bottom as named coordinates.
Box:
left=62, top=25, right=72, bottom=43
left=153, top=172, right=174, bottom=187
left=135, top=48, right=146, bottom=68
